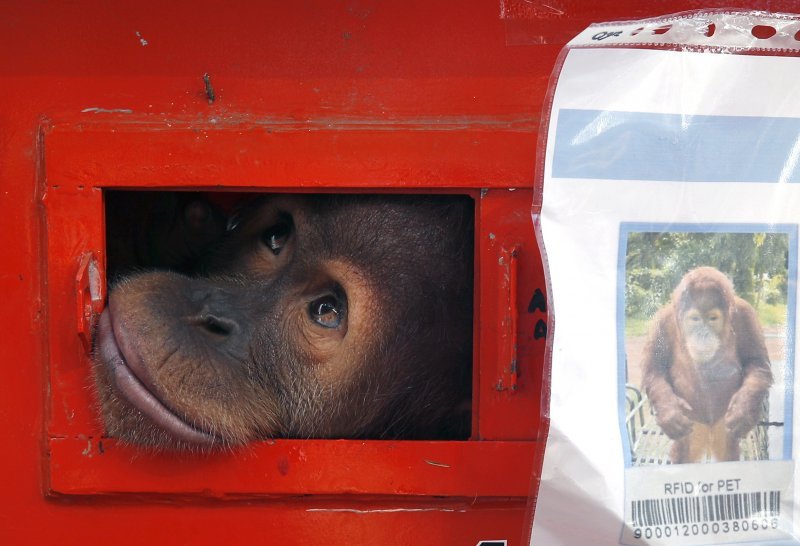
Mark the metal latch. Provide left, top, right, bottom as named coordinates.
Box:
left=76, top=252, right=105, bottom=353
left=496, top=245, right=520, bottom=393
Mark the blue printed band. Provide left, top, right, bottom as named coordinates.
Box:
left=552, top=109, right=800, bottom=183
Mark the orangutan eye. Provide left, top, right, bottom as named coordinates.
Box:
left=309, top=295, right=345, bottom=328
left=261, top=222, right=291, bottom=255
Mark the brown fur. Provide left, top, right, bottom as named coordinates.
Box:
left=93, top=194, right=473, bottom=450
left=641, top=267, right=772, bottom=463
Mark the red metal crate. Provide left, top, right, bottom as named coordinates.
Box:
left=1, top=1, right=788, bottom=544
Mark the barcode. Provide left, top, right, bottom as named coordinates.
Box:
left=632, top=491, right=780, bottom=527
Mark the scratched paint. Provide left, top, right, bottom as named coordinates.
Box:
left=81, top=107, right=134, bottom=114
left=306, top=508, right=464, bottom=513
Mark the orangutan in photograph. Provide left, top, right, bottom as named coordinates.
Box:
left=641, top=266, right=773, bottom=463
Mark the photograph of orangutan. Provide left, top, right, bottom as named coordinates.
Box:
left=622, top=228, right=795, bottom=466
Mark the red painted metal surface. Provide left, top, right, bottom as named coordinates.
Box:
left=0, top=1, right=786, bottom=544
left=42, top=125, right=543, bottom=497
left=49, top=439, right=535, bottom=496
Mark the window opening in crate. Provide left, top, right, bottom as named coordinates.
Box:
left=100, top=190, right=475, bottom=450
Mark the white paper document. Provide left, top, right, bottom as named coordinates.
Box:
left=531, top=11, right=800, bottom=546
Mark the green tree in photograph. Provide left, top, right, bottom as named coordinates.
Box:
left=625, top=232, right=788, bottom=332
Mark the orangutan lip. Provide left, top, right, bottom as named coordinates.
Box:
left=97, top=310, right=217, bottom=445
